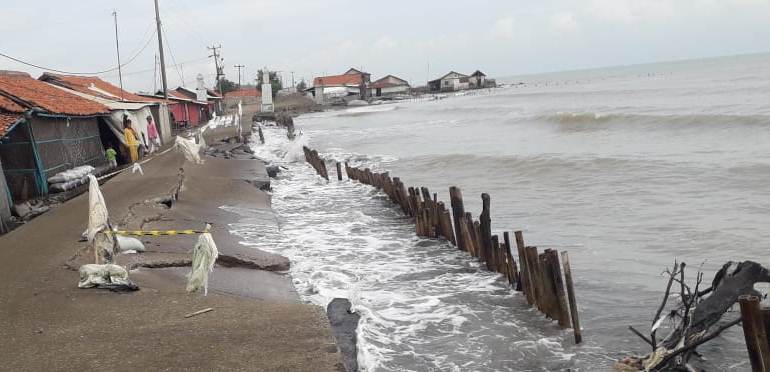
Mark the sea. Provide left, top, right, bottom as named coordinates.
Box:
left=235, top=52, right=770, bottom=371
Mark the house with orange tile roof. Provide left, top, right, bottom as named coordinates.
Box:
left=224, top=88, right=262, bottom=107
left=40, top=73, right=176, bottom=153
left=311, top=68, right=371, bottom=103
left=0, top=71, right=110, bottom=203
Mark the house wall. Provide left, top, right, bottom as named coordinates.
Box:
left=378, top=85, right=410, bottom=96
left=0, top=158, right=13, bottom=231
left=30, top=115, right=105, bottom=180
left=0, top=120, right=38, bottom=200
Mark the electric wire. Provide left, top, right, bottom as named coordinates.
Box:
left=0, top=22, right=157, bottom=76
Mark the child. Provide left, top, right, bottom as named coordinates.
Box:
left=105, top=146, right=118, bottom=168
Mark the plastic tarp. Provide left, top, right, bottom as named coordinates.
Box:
left=186, top=231, right=219, bottom=295
left=87, top=175, right=108, bottom=242
left=175, top=136, right=205, bottom=164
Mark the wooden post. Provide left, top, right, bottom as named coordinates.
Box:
left=539, top=251, right=557, bottom=318
left=515, top=231, right=533, bottom=303
left=336, top=162, right=342, bottom=181
left=525, top=246, right=542, bottom=310
left=490, top=235, right=500, bottom=272
left=257, top=125, right=265, bottom=144
left=547, top=249, right=571, bottom=328
left=474, top=221, right=483, bottom=261
left=561, top=251, right=582, bottom=344
left=460, top=215, right=475, bottom=257
left=739, top=295, right=770, bottom=371
left=449, top=186, right=466, bottom=251
left=503, top=232, right=520, bottom=290
left=479, top=193, right=492, bottom=265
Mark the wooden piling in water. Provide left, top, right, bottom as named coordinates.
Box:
left=503, top=232, right=520, bottom=290
left=490, top=235, right=500, bottom=272
left=515, top=231, right=534, bottom=303
left=547, top=249, right=571, bottom=328
left=525, top=246, right=543, bottom=310
left=449, top=186, right=466, bottom=251
left=304, top=146, right=584, bottom=338
left=561, top=251, right=582, bottom=344
left=479, top=193, right=492, bottom=266
left=739, top=295, right=770, bottom=371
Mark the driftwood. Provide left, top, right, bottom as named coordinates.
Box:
left=619, top=260, right=770, bottom=371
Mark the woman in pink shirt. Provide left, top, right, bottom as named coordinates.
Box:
left=146, top=115, right=160, bottom=153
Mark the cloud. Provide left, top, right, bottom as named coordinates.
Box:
left=550, top=12, right=579, bottom=33
left=491, top=16, right=515, bottom=39
left=373, top=35, right=398, bottom=50
left=588, top=0, right=676, bottom=23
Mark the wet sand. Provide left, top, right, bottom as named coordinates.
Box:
left=0, top=132, right=345, bottom=371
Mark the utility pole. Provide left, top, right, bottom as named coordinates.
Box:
left=234, top=64, right=245, bottom=89
left=208, top=45, right=224, bottom=95
left=290, top=71, right=295, bottom=89
left=112, top=10, right=124, bottom=100
left=153, top=0, right=169, bottom=99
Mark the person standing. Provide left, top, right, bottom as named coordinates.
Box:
left=124, top=119, right=139, bottom=163
left=146, top=115, right=160, bottom=153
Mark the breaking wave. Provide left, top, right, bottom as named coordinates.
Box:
left=534, top=112, right=770, bottom=127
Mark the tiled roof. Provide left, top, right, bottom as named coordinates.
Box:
left=0, top=71, right=109, bottom=116
left=0, top=94, right=24, bottom=113
left=224, top=88, right=262, bottom=98
left=313, top=74, right=364, bottom=87
left=39, top=73, right=153, bottom=103
left=370, top=75, right=409, bottom=89
left=0, top=111, right=22, bottom=138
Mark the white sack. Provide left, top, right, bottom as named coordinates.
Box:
left=116, top=236, right=146, bottom=253
left=78, top=264, right=133, bottom=289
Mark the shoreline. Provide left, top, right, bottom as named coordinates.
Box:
left=0, top=125, right=350, bottom=371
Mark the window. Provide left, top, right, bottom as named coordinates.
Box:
left=444, top=80, right=450, bottom=86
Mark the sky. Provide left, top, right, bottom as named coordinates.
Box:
left=1, top=0, right=770, bottom=92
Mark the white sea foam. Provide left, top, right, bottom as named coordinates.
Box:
left=221, top=126, right=590, bottom=371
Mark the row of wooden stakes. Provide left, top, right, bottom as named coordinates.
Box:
left=303, top=147, right=582, bottom=344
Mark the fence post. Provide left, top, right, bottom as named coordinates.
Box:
left=479, top=193, right=492, bottom=266
left=336, top=162, right=342, bottom=181
left=561, top=251, right=582, bottom=344
left=449, top=186, right=466, bottom=251
left=740, top=295, right=770, bottom=371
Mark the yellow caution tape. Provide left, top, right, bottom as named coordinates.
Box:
left=107, top=229, right=207, bottom=236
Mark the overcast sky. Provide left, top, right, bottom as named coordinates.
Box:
left=2, top=0, right=770, bottom=92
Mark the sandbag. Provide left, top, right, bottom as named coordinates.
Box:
left=47, top=165, right=95, bottom=184
left=49, top=176, right=87, bottom=193
left=116, top=236, right=146, bottom=253
left=78, top=264, right=138, bottom=291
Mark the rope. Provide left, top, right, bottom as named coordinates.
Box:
left=108, top=229, right=207, bottom=236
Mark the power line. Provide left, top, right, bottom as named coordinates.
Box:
left=0, top=22, right=156, bottom=76
left=161, top=24, right=185, bottom=87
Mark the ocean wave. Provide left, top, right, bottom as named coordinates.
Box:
left=533, top=112, right=770, bottom=127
